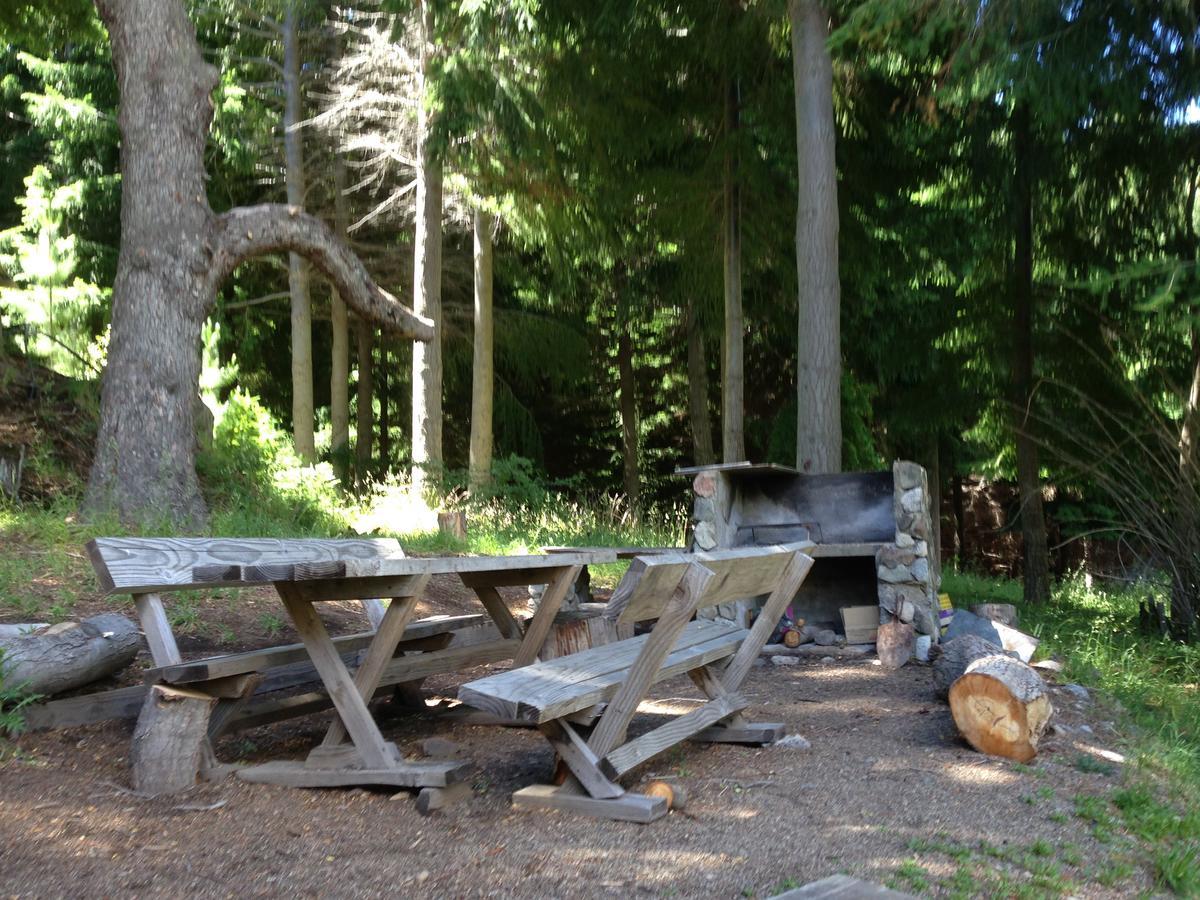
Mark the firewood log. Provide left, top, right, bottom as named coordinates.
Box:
left=930, top=633, right=1007, bottom=699
left=948, top=655, right=1052, bottom=763
left=0, top=614, right=140, bottom=697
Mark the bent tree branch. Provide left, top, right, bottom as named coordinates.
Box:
left=206, top=204, right=434, bottom=341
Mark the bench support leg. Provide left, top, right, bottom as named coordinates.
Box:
left=512, top=778, right=668, bottom=824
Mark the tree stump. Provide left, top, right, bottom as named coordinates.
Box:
left=130, top=685, right=218, bottom=795
left=949, top=655, right=1052, bottom=763
left=437, top=511, right=467, bottom=541
left=877, top=621, right=915, bottom=669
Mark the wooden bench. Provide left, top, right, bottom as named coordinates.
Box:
left=82, top=537, right=492, bottom=790
left=456, top=543, right=815, bottom=822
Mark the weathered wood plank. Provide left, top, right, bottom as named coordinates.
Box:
left=472, top=585, right=524, bottom=641
left=588, top=563, right=714, bottom=757
left=145, top=614, right=485, bottom=684
left=719, top=550, right=814, bottom=692
left=134, top=593, right=181, bottom=666
left=607, top=545, right=812, bottom=624
left=276, top=583, right=395, bottom=770
left=769, top=874, right=916, bottom=899
left=237, top=758, right=469, bottom=789
left=691, top=722, right=786, bottom=744
left=340, top=550, right=616, bottom=580
left=87, top=537, right=403, bottom=594
left=600, top=693, right=748, bottom=779
left=540, top=720, right=624, bottom=799
left=512, top=565, right=580, bottom=668
left=511, top=783, right=667, bottom=823
left=321, top=577, right=427, bottom=747
left=456, top=619, right=744, bottom=722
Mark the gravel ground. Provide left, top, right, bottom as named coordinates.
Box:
left=0, top=653, right=1150, bottom=899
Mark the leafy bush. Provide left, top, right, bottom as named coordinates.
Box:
left=198, top=390, right=348, bottom=536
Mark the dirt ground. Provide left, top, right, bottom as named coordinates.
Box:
left=0, top=575, right=1153, bottom=899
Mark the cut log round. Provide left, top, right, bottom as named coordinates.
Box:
left=645, top=780, right=687, bottom=811
left=948, top=655, right=1052, bottom=763
left=130, top=684, right=218, bottom=795
left=0, top=614, right=140, bottom=697
left=930, top=633, right=1006, bottom=699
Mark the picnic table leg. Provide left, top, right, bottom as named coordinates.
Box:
left=512, top=565, right=581, bottom=668
left=317, top=573, right=429, bottom=751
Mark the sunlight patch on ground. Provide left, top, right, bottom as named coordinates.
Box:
left=940, top=760, right=1019, bottom=786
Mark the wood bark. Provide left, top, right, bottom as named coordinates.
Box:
left=686, top=298, right=715, bottom=466
left=379, top=341, right=391, bottom=470
left=411, top=0, right=443, bottom=501
left=283, top=3, right=315, bottom=464
left=83, top=0, right=430, bottom=527
left=130, top=684, right=217, bottom=795
left=618, top=325, right=640, bottom=517
left=0, top=614, right=140, bottom=697
left=330, top=152, right=351, bottom=482
left=949, top=654, right=1052, bottom=763
left=355, top=320, right=374, bottom=481
left=790, top=0, right=842, bottom=475
left=722, top=77, right=745, bottom=464
left=1011, top=103, right=1051, bottom=605
left=930, top=633, right=1004, bottom=699
left=469, top=208, right=495, bottom=490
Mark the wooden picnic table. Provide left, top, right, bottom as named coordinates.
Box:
left=235, top=549, right=618, bottom=790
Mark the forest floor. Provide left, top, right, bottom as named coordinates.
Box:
left=0, top=570, right=1165, bottom=899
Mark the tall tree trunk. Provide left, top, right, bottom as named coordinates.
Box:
left=926, top=436, right=942, bottom=576
left=283, top=2, right=315, bottom=464
left=617, top=326, right=640, bottom=518
left=722, top=77, right=745, bottom=464
left=83, top=0, right=429, bottom=527
left=355, top=319, right=374, bottom=483
left=410, top=0, right=443, bottom=502
left=1173, top=168, right=1199, bottom=638
left=790, top=0, right=842, bottom=474
left=1011, top=103, right=1051, bottom=605
left=329, top=153, right=350, bottom=483
left=953, top=468, right=967, bottom=564
left=378, top=341, right=390, bottom=472
left=469, top=208, right=495, bottom=491
left=686, top=298, right=715, bottom=466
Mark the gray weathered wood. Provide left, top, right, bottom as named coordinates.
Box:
left=145, top=614, right=486, bottom=684
left=0, top=614, right=141, bottom=697
left=88, top=537, right=403, bottom=594
left=322, top=576, right=428, bottom=747
left=341, top=550, right=616, bottom=580
left=588, top=563, right=714, bottom=757
left=691, top=722, right=785, bottom=744
left=416, top=781, right=472, bottom=814
left=473, top=585, right=524, bottom=641
left=361, top=598, right=388, bottom=629
left=600, top=693, right=748, bottom=779
left=511, top=783, right=667, bottom=823
left=541, top=720, right=624, bottom=799
left=457, top=619, right=744, bottom=722
left=130, top=684, right=217, bottom=795
left=719, top=550, right=814, bottom=692
left=276, top=583, right=395, bottom=770
left=512, top=565, right=580, bottom=667
left=237, top=758, right=469, bottom=789
left=134, top=593, right=181, bottom=666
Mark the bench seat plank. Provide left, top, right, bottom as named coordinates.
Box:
left=146, top=614, right=486, bottom=684
left=457, top=619, right=746, bottom=724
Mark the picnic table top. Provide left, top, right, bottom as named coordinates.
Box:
left=336, top=549, right=619, bottom=579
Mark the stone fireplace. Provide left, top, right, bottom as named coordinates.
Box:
left=683, top=460, right=940, bottom=642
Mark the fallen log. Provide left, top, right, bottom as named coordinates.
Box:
left=949, top=655, right=1052, bottom=763
left=929, top=633, right=1008, bottom=699
left=0, top=614, right=140, bottom=696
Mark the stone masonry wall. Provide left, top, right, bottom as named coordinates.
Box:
left=876, top=460, right=940, bottom=638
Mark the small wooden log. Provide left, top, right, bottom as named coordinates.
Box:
left=930, top=634, right=1005, bottom=699
left=644, top=780, right=688, bottom=811
left=130, top=685, right=218, bottom=795
left=971, top=603, right=1018, bottom=628
left=0, top=614, right=140, bottom=697
left=949, top=655, right=1052, bottom=763
left=876, top=621, right=915, bottom=669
